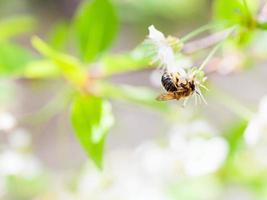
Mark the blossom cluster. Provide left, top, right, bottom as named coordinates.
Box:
left=147, top=25, right=208, bottom=104
left=76, top=120, right=228, bottom=200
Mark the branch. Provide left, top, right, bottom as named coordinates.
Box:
left=182, top=28, right=235, bottom=54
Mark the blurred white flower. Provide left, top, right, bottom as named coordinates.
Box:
left=244, top=95, right=267, bottom=146
left=77, top=120, right=228, bottom=199
left=136, top=142, right=181, bottom=183
left=0, top=112, right=16, bottom=131
left=78, top=151, right=168, bottom=200
left=242, top=95, right=267, bottom=169
left=148, top=25, right=186, bottom=76
left=8, top=128, right=31, bottom=149
left=0, top=150, right=42, bottom=178
left=170, top=120, right=228, bottom=177
left=183, top=137, right=228, bottom=176
left=170, top=120, right=219, bottom=140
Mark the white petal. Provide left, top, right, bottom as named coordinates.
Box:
left=184, top=137, right=228, bottom=176
left=148, top=25, right=165, bottom=41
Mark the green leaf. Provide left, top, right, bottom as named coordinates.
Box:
left=0, top=16, right=36, bottom=41
left=71, top=94, right=114, bottom=168
left=32, top=36, right=87, bottom=87
left=213, top=0, right=259, bottom=26
left=0, top=42, right=35, bottom=76
left=6, top=175, right=49, bottom=200
left=74, top=0, right=118, bottom=62
left=99, top=82, right=170, bottom=112
left=48, top=21, right=70, bottom=51
left=24, top=60, right=60, bottom=79
left=217, top=120, right=248, bottom=181
left=224, top=119, right=248, bottom=155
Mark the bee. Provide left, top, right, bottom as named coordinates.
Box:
left=156, top=71, right=198, bottom=101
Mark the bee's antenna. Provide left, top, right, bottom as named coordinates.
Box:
left=183, top=97, right=189, bottom=107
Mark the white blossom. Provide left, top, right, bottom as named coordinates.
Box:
left=243, top=95, right=267, bottom=168
left=77, top=150, right=167, bottom=200
left=148, top=25, right=186, bottom=76
left=170, top=121, right=228, bottom=177
left=182, top=137, right=228, bottom=176
left=0, top=150, right=42, bottom=178
left=136, top=142, right=181, bottom=183
left=76, top=120, right=228, bottom=199
left=244, top=95, right=267, bottom=146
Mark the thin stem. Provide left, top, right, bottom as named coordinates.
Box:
left=199, top=42, right=223, bottom=71
left=180, top=23, right=216, bottom=43
left=198, top=27, right=236, bottom=71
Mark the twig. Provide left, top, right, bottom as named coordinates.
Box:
left=180, top=23, right=216, bottom=43
left=182, top=28, right=235, bottom=54
left=198, top=27, right=236, bottom=71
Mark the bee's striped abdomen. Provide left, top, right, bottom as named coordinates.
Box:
left=161, top=73, right=178, bottom=92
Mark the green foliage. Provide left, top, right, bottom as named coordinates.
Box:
left=24, top=60, right=60, bottom=78
left=170, top=177, right=221, bottom=200
left=213, top=0, right=259, bottom=27
left=74, top=0, right=118, bottom=63
left=213, top=0, right=244, bottom=25
left=0, top=16, right=36, bottom=41
left=224, top=120, right=248, bottom=155
left=217, top=120, right=248, bottom=183
left=0, top=42, right=35, bottom=76
left=48, top=21, right=70, bottom=51
left=71, top=94, right=114, bottom=168
left=32, top=36, right=87, bottom=87
left=6, top=175, right=49, bottom=200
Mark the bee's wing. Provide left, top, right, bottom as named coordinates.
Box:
left=156, top=92, right=176, bottom=101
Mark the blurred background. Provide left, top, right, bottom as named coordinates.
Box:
left=1, top=0, right=267, bottom=199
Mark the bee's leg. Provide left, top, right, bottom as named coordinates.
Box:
left=156, top=92, right=175, bottom=101
left=194, top=90, right=200, bottom=105
left=182, top=97, right=189, bottom=107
